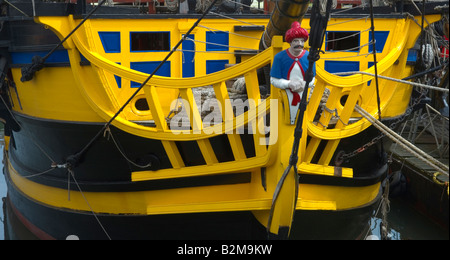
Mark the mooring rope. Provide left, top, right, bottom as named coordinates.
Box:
left=334, top=71, right=450, bottom=93
left=355, top=104, right=449, bottom=175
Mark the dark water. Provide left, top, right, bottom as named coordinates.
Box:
left=0, top=125, right=448, bottom=240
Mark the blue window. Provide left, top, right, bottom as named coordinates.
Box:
left=182, top=34, right=195, bottom=78
left=130, top=32, right=170, bottom=52
left=324, top=61, right=359, bottom=74
left=99, top=32, right=121, bottom=53
left=206, top=32, right=229, bottom=51
left=326, top=31, right=360, bottom=52
left=130, top=61, right=171, bottom=87
left=369, top=31, right=389, bottom=53
left=206, top=60, right=229, bottom=74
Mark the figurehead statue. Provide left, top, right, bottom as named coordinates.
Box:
left=270, top=21, right=316, bottom=124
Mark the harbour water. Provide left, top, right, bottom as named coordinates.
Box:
left=0, top=124, right=448, bottom=240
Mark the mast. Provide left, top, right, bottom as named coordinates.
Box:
left=260, top=0, right=311, bottom=50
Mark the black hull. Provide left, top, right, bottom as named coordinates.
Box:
left=8, top=112, right=387, bottom=192
left=3, top=168, right=381, bottom=240
left=3, top=111, right=387, bottom=240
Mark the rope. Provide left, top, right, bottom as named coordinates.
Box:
left=355, top=104, right=449, bottom=175
left=333, top=71, right=450, bottom=93
left=104, top=126, right=152, bottom=169
left=368, top=0, right=383, bottom=121
left=4, top=0, right=30, bottom=17
left=209, top=11, right=260, bottom=26
left=197, top=25, right=261, bottom=41
left=380, top=178, right=390, bottom=240
left=266, top=0, right=333, bottom=238
left=68, top=169, right=112, bottom=240
left=20, top=0, right=109, bottom=82
left=184, top=36, right=259, bottom=52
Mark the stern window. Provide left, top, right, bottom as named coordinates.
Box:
left=131, top=32, right=170, bottom=52
left=326, top=31, right=360, bottom=52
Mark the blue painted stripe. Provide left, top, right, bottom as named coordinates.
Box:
left=369, top=31, right=389, bottom=53
left=11, top=50, right=70, bottom=64
left=324, top=60, right=359, bottom=74
left=99, top=32, right=121, bottom=53
left=206, top=31, right=229, bottom=51
left=130, top=61, right=171, bottom=88
left=10, top=50, right=89, bottom=67
left=206, top=60, right=228, bottom=74
left=182, top=34, right=195, bottom=78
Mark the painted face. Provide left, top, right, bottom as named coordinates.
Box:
left=290, top=38, right=305, bottom=50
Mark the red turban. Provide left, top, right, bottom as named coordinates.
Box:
left=285, top=21, right=309, bottom=43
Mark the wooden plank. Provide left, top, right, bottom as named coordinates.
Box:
left=144, top=86, right=168, bottom=131
left=212, top=82, right=247, bottom=161
left=197, top=139, right=218, bottom=165
left=245, top=70, right=266, bottom=156
left=162, top=141, right=185, bottom=168
left=179, top=88, right=203, bottom=133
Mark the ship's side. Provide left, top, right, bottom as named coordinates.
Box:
left=1, top=1, right=445, bottom=239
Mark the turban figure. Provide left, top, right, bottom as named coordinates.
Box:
left=285, top=21, right=309, bottom=43
left=270, top=21, right=316, bottom=124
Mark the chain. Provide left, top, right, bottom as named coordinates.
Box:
left=335, top=87, right=429, bottom=166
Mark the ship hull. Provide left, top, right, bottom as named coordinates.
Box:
left=4, top=103, right=386, bottom=240
left=2, top=0, right=444, bottom=240
left=4, top=167, right=381, bottom=240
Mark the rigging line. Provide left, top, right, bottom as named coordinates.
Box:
left=20, top=0, right=108, bottom=82
left=197, top=25, right=261, bottom=40
left=368, top=0, right=386, bottom=165
left=326, top=16, right=370, bottom=27
left=334, top=71, right=450, bottom=93
left=209, top=11, right=259, bottom=26
left=355, top=104, right=449, bottom=174
left=407, top=13, right=448, bottom=46
left=408, top=0, right=431, bottom=27
left=176, top=49, right=258, bottom=55
left=3, top=0, right=30, bottom=17
left=325, top=28, right=371, bottom=43
left=266, top=0, right=333, bottom=238
left=65, top=0, right=221, bottom=169
left=369, top=0, right=382, bottom=122
left=324, top=40, right=374, bottom=53
left=184, top=36, right=259, bottom=51
left=321, top=52, right=372, bottom=59
left=22, top=168, right=56, bottom=179
left=330, top=3, right=366, bottom=15
left=406, top=14, right=447, bottom=49
left=417, top=0, right=426, bottom=71
left=68, top=169, right=112, bottom=240
left=41, top=0, right=107, bottom=62
left=104, top=126, right=152, bottom=169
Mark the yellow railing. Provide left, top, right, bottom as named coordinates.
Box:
left=301, top=17, right=421, bottom=167
left=47, top=16, right=276, bottom=181
left=34, top=14, right=440, bottom=181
